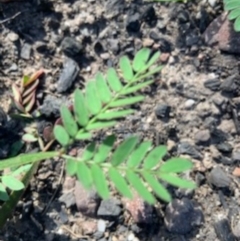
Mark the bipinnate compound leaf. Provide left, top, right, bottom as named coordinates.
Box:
left=133, top=48, right=151, bottom=72
left=94, top=135, right=116, bottom=163
left=159, top=173, right=196, bottom=189
left=85, top=81, right=102, bottom=115
left=82, top=143, right=96, bottom=161
left=97, top=109, right=134, bottom=120
left=142, top=172, right=171, bottom=202
left=60, top=105, right=78, bottom=137
left=109, top=96, right=144, bottom=108
left=107, top=68, right=123, bottom=92
left=77, top=162, right=93, bottom=189
left=126, top=170, right=156, bottom=204
left=66, top=158, right=77, bottom=176
left=108, top=167, right=132, bottom=198
left=143, top=145, right=167, bottom=169
left=74, top=89, right=89, bottom=126
left=95, top=72, right=112, bottom=103
left=2, top=175, right=24, bottom=191
left=111, top=136, right=139, bottom=166
left=119, top=56, right=133, bottom=81
left=127, top=141, right=152, bottom=168
left=160, top=158, right=193, bottom=173
left=54, top=125, right=70, bottom=146
left=91, top=164, right=109, bottom=199
left=0, top=183, right=9, bottom=201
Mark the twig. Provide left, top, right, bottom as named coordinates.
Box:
left=0, top=11, right=21, bottom=24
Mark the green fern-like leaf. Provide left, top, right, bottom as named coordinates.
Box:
left=63, top=135, right=195, bottom=204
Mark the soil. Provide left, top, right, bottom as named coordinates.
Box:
left=1, top=0, right=240, bottom=240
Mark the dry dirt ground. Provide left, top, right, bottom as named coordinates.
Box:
left=1, top=0, right=240, bottom=240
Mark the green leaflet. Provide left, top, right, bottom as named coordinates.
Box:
left=234, top=15, right=240, bottom=31
left=54, top=125, right=70, bottom=146
left=86, top=121, right=116, bottom=130
left=107, top=68, right=123, bottom=92
left=159, top=173, right=196, bottom=189
left=109, top=96, right=144, bottom=108
left=77, top=162, right=93, bottom=189
left=111, top=136, right=139, bottom=166
left=228, top=8, right=240, bottom=20
left=160, top=158, right=193, bottom=173
left=133, top=48, right=151, bottom=72
left=126, top=170, right=156, bottom=204
left=66, top=158, right=77, bottom=176
left=97, top=110, right=134, bottom=120
left=119, top=56, right=133, bottom=82
left=75, top=132, right=92, bottom=140
left=127, top=141, right=152, bottom=168
left=143, top=145, right=167, bottom=169
left=60, top=105, right=78, bottom=138
left=85, top=81, right=102, bottom=115
left=74, top=89, right=89, bottom=127
left=108, top=167, right=132, bottom=198
left=121, top=80, right=154, bottom=95
left=95, top=72, right=112, bottom=103
left=91, top=164, right=109, bottom=199
left=144, top=51, right=161, bottom=70
left=94, top=135, right=116, bottom=163
left=225, top=0, right=240, bottom=10
left=142, top=172, right=171, bottom=202
left=1, top=176, right=24, bottom=191
left=82, top=143, right=96, bottom=161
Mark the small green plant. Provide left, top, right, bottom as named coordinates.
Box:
left=223, top=0, right=240, bottom=31
left=0, top=48, right=195, bottom=211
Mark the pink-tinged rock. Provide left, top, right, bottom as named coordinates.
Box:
left=203, top=13, right=240, bottom=54
left=74, top=181, right=101, bottom=217
left=122, top=193, right=155, bottom=224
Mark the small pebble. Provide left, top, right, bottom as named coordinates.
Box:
left=184, top=99, right=195, bottom=109
left=97, top=219, right=106, bottom=233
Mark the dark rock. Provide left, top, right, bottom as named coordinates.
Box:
left=93, top=231, right=104, bottom=239
left=178, top=141, right=202, bottom=160
left=0, top=107, right=7, bottom=126
left=185, top=33, right=200, bottom=47
left=39, top=95, right=70, bottom=117
left=126, top=10, right=141, bottom=32
left=158, top=38, right=172, bottom=52
left=214, top=215, right=235, bottom=241
left=203, top=13, right=240, bottom=54
left=209, top=166, right=231, bottom=188
left=149, top=30, right=161, bottom=41
left=74, top=181, right=100, bottom=217
left=216, top=142, right=233, bottom=153
left=59, top=209, right=68, bottom=224
left=57, top=58, right=79, bottom=93
left=155, top=104, right=171, bottom=119
left=141, top=6, right=157, bottom=26
left=97, top=199, right=122, bottom=219
left=204, top=78, right=221, bottom=91
left=194, top=129, right=211, bottom=145
left=21, top=43, right=32, bottom=60
left=195, top=172, right=205, bottom=186
left=221, top=75, right=238, bottom=94
left=61, top=37, right=83, bottom=57
left=94, top=41, right=105, bottom=55
left=35, top=41, right=48, bottom=54
left=232, top=151, right=240, bottom=162
left=219, top=156, right=234, bottom=165
left=164, top=198, right=203, bottom=235
left=177, top=10, right=189, bottom=23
